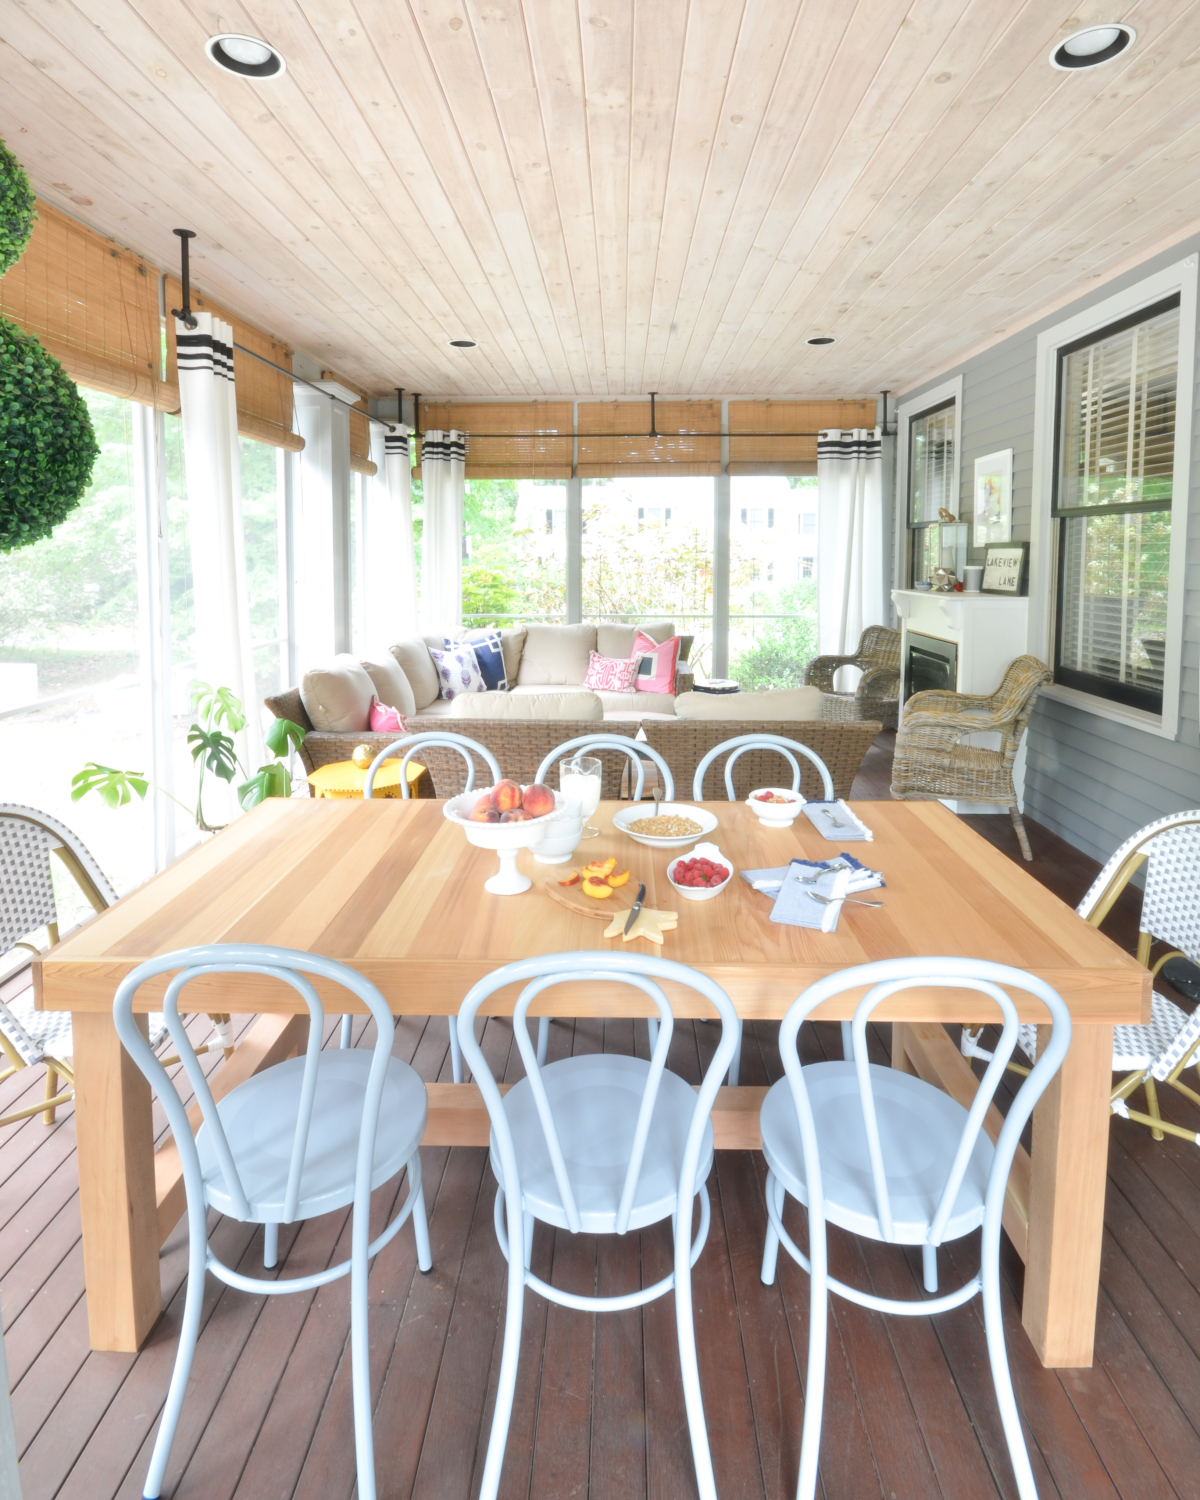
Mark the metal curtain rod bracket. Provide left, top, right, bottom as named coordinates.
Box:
left=169, top=229, right=198, bottom=330
left=880, top=389, right=890, bottom=437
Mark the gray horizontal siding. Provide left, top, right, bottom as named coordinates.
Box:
left=903, top=232, right=1200, bottom=863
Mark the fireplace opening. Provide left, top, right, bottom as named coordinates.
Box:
left=904, top=632, right=959, bottom=702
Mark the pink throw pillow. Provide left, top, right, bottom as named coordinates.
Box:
left=632, top=631, right=681, bottom=695
left=368, top=696, right=407, bottom=734
left=583, top=651, right=639, bottom=694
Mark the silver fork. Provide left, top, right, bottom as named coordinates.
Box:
left=810, top=891, right=884, bottom=909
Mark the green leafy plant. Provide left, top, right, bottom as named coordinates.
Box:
left=0, top=135, right=36, bottom=275
left=72, top=680, right=306, bottom=832
left=0, top=318, right=100, bottom=552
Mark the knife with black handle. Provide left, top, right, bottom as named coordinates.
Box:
left=623, top=882, right=646, bottom=936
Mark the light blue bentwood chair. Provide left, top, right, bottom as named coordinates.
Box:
left=114, top=944, right=431, bottom=1500
left=362, top=731, right=502, bottom=1073
left=691, top=733, right=834, bottom=803
left=533, top=732, right=676, bottom=802
left=760, top=956, right=1070, bottom=1500
left=458, top=951, right=739, bottom=1500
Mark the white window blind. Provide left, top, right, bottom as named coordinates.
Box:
left=908, top=402, right=956, bottom=525
left=1053, top=296, right=1179, bottom=713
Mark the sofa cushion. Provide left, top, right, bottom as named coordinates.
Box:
left=583, top=651, right=639, bottom=693
left=301, top=655, right=375, bottom=732
left=674, top=686, right=824, bottom=720
left=360, top=653, right=417, bottom=718
left=633, top=631, right=681, bottom=694
left=430, top=643, right=488, bottom=701
left=595, top=690, right=677, bottom=716
left=516, top=623, right=597, bottom=686
left=390, top=636, right=441, bottom=710
left=450, top=690, right=603, bottom=722
left=596, top=620, right=673, bottom=658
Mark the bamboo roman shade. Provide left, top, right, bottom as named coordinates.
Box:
left=0, top=201, right=168, bottom=407
left=727, top=399, right=876, bottom=474
left=576, top=400, right=720, bottom=477
left=165, top=279, right=303, bottom=452
left=321, top=370, right=376, bottom=475
left=416, top=401, right=572, bottom=479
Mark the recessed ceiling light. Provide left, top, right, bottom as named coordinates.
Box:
left=205, top=34, right=286, bottom=79
left=1050, top=24, right=1134, bottom=70
left=807, top=335, right=836, bottom=346
left=449, top=338, right=477, bottom=348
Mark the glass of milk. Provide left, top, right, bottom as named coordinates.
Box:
left=559, top=756, right=602, bottom=838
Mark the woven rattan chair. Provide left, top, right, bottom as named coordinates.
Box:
left=805, top=626, right=901, bottom=729
left=643, top=719, right=879, bottom=805
left=963, top=810, right=1200, bottom=1144
left=890, top=655, right=1052, bottom=861
left=0, top=805, right=222, bottom=1129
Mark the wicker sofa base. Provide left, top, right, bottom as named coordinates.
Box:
left=642, top=719, right=881, bottom=802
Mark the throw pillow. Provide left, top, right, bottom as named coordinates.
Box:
left=368, top=696, right=407, bottom=734
left=430, top=643, right=487, bottom=701
left=632, top=631, right=681, bottom=695
left=449, top=627, right=508, bottom=691
left=583, top=651, right=639, bottom=694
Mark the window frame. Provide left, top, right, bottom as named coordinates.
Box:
left=894, top=376, right=963, bottom=593
left=1030, top=256, right=1196, bottom=740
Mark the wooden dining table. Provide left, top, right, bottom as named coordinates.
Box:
left=36, top=796, right=1147, bottom=1368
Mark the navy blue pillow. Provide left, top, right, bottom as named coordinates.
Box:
left=449, top=629, right=507, bottom=692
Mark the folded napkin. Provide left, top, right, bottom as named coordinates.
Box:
left=770, top=862, right=852, bottom=931
left=741, top=854, right=883, bottom=898
left=801, top=800, right=874, bottom=842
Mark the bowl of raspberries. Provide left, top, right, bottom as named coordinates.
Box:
left=667, top=843, right=733, bottom=902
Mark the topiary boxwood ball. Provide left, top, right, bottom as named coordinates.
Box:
left=0, top=317, right=99, bottom=552
left=0, top=135, right=36, bottom=275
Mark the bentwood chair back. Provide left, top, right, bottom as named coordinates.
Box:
left=691, top=734, right=834, bottom=803
left=761, top=956, right=1069, bottom=1500
left=457, top=951, right=738, bottom=1500
left=363, top=731, right=501, bottom=799
left=534, top=733, right=676, bottom=801
left=362, top=734, right=501, bottom=1075
left=114, top=944, right=431, bottom=1500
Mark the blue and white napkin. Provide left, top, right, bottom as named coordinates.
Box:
left=801, top=800, right=874, bottom=841
left=770, top=862, right=852, bottom=931
left=740, top=854, right=884, bottom=899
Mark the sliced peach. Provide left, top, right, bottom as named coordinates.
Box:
left=599, top=857, right=618, bottom=874
left=581, top=877, right=614, bottom=899
left=606, top=868, right=631, bottom=888
left=558, top=868, right=581, bottom=886
left=581, top=861, right=609, bottom=877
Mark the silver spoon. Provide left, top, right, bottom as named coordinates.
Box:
left=809, top=892, right=885, bottom=909
left=820, top=809, right=848, bottom=828
left=652, top=785, right=663, bottom=817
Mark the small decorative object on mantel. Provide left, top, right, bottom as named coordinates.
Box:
left=930, top=566, right=958, bottom=591
left=937, top=507, right=958, bottom=522
left=982, top=541, right=1028, bottom=595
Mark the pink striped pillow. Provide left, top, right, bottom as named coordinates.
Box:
left=583, top=651, right=639, bottom=693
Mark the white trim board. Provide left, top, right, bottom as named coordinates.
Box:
left=1029, top=254, right=1197, bottom=742
left=893, top=376, right=963, bottom=607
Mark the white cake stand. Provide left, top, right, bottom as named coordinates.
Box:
left=443, top=790, right=567, bottom=895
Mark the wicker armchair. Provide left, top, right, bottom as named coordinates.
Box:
left=890, top=655, right=1052, bottom=860
left=805, top=625, right=901, bottom=729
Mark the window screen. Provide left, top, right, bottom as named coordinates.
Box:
left=907, top=400, right=955, bottom=583
left=1053, top=296, right=1178, bottom=713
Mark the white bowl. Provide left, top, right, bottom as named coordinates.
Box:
left=444, top=788, right=567, bottom=893
left=746, top=787, right=805, bottom=828
left=667, top=843, right=734, bottom=902
left=612, top=802, right=719, bottom=848
left=532, top=808, right=585, bottom=865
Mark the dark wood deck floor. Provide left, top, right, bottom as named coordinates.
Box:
left=5, top=737, right=1200, bottom=1500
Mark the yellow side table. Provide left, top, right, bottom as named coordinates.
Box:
left=306, top=759, right=426, bottom=799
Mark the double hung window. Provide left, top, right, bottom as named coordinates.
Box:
left=907, top=401, right=956, bottom=584
left=1052, top=296, right=1178, bottom=714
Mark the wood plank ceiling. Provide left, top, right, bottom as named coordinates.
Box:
left=1, top=1, right=1199, bottom=401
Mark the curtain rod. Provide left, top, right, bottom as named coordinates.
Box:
left=230, top=341, right=393, bottom=430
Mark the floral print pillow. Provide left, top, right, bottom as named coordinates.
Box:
left=430, top=644, right=487, bottom=701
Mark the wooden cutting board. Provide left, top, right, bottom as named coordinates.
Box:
left=541, top=873, right=638, bottom=921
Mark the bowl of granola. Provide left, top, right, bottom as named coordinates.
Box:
left=612, top=803, right=719, bottom=848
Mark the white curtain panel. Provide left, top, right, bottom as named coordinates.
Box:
left=816, top=427, right=886, bottom=684
left=364, top=422, right=418, bottom=643
left=418, top=429, right=467, bottom=631
left=174, top=313, right=264, bottom=815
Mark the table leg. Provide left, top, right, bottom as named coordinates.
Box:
left=72, top=1010, right=161, bottom=1353
left=1022, top=1022, right=1113, bottom=1368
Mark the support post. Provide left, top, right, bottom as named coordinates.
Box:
left=565, top=475, right=582, bottom=623
left=293, top=386, right=352, bottom=661
left=132, top=403, right=175, bottom=871
left=712, top=407, right=731, bottom=678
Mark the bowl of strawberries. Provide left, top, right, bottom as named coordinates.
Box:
left=444, top=780, right=566, bottom=894
left=667, top=842, right=734, bottom=902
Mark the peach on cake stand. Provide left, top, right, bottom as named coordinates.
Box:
left=443, top=782, right=566, bottom=895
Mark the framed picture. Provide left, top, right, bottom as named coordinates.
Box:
left=981, top=542, right=1028, bottom=595
left=973, top=449, right=1013, bottom=546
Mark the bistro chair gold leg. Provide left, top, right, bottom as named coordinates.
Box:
left=44, top=1065, right=58, bottom=1126
left=1142, top=1077, right=1165, bottom=1142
